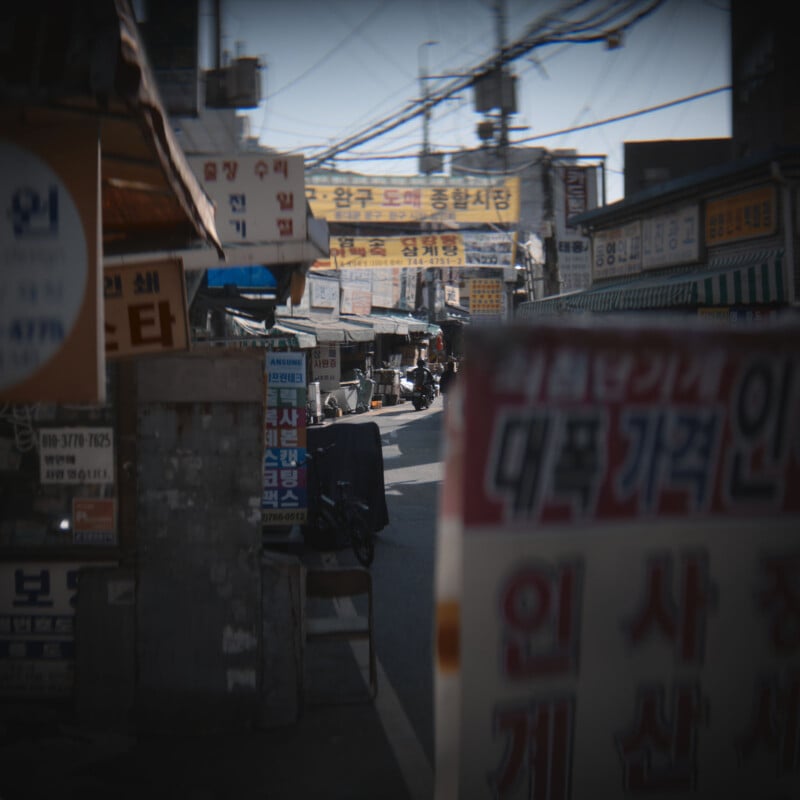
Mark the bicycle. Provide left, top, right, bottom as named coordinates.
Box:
left=304, top=443, right=375, bottom=567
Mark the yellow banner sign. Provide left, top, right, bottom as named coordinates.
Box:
left=314, top=232, right=517, bottom=270
left=705, top=185, right=776, bottom=245
left=306, top=177, right=520, bottom=224
left=104, top=258, right=190, bottom=358
left=317, top=234, right=465, bottom=269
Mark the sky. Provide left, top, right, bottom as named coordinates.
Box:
left=214, top=0, right=731, bottom=203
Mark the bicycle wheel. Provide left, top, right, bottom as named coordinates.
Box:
left=348, top=505, right=374, bottom=567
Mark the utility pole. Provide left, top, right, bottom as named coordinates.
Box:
left=418, top=40, right=438, bottom=176
left=495, top=0, right=508, bottom=155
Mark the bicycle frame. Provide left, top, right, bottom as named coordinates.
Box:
left=305, top=445, right=375, bottom=566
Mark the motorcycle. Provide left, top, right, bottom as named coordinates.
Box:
left=412, top=381, right=434, bottom=411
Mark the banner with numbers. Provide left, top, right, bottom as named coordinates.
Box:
left=435, top=316, right=800, bottom=800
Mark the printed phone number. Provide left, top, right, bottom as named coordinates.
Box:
left=40, top=431, right=112, bottom=449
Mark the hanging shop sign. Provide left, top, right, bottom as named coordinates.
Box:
left=306, top=177, right=520, bottom=225
left=434, top=317, right=800, bottom=800
left=263, top=351, right=307, bottom=526
left=188, top=153, right=306, bottom=244
left=0, top=122, right=103, bottom=404
left=104, top=258, right=190, bottom=358
left=705, top=184, right=777, bottom=246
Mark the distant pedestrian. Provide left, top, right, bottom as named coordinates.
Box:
left=438, top=360, right=457, bottom=412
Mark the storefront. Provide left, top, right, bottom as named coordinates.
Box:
left=1, top=2, right=226, bottom=703
left=517, top=148, right=799, bottom=322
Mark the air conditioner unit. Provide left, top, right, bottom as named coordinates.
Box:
left=204, top=57, right=261, bottom=109
left=229, top=57, right=261, bottom=109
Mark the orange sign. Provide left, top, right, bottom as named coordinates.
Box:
left=73, top=498, right=116, bottom=532
left=705, top=185, right=777, bottom=245
left=104, top=258, right=190, bottom=358
left=1, top=114, right=103, bottom=403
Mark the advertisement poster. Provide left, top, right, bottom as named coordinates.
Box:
left=263, top=352, right=307, bottom=525
left=435, top=317, right=800, bottom=799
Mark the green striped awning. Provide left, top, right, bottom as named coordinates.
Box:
left=516, top=249, right=786, bottom=317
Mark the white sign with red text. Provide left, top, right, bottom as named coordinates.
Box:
left=188, top=153, right=306, bottom=244
left=436, top=317, right=800, bottom=800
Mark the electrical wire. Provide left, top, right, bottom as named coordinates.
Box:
left=303, top=84, right=729, bottom=165
left=304, top=0, right=668, bottom=169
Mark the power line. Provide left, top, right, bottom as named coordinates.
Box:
left=304, top=0, right=667, bottom=169
left=514, top=84, right=731, bottom=144
left=308, top=84, right=731, bottom=164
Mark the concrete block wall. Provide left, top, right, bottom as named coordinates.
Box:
left=134, top=350, right=265, bottom=732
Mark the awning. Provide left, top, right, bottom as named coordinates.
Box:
left=275, top=314, right=376, bottom=344
left=1, top=2, right=224, bottom=260
left=517, top=249, right=787, bottom=316
left=230, top=316, right=317, bottom=349
left=368, top=312, right=430, bottom=335
left=341, top=314, right=403, bottom=335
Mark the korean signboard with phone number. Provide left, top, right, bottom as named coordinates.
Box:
left=438, top=318, right=800, bottom=800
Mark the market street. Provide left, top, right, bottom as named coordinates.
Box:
left=320, top=397, right=444, bottom=798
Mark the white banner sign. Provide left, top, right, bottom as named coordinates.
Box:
left=592, top=221, right=642, bottom=280
left=641, top=205, right=701, bottom=270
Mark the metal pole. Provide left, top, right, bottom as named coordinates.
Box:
left=418, top=41, right=437, bottom=175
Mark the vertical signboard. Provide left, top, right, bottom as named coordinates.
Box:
left=263, top=352, right=307, bottom=525
left=188, top=153, right=306, bottom=245
left=0, top=120, right=103, bottom=403
left=436, top=317, right=800, bottom=799
left=554, top=165, right=594, bottom=292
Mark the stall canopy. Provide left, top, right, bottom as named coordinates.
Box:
left=0, top=1, right=224, bottom=260
left=275, top=313, right=375, bottom=344
left=368, top=312, right=430, bottom=335
left=517, top=248, right=787, bottom=316
left=231, top=315, right=317, bottom=349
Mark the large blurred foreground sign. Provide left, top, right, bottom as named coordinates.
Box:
left=435, top=316, right=800, bottom=800
left=0, top=122, right=102, bottom=403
